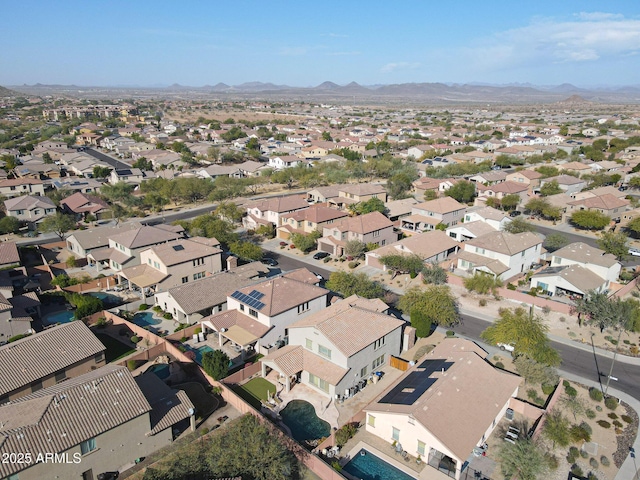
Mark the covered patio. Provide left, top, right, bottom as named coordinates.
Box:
left=87, top=247, right=132, bottom=273
left=117, top=264, right=167, bottom=299
left=201, top=310, right=270, bottom=362
left=400, top=214, right=440, bottom=233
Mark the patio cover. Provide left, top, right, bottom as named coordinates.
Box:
left=262, top=345, right=348, bottom=385
left=88, top=247, right=131, bottom=265
left=120, top=264, right=168, bottom=288
left=224, top=324, right=259, bottom=347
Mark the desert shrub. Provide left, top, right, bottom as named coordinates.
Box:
left=542, top=305, right=551, bottom=315
left=94, top=317, right=107, bottom=328
left=565, top=385, right=578, bottom=398
left=153, top=305, right=162, bottom=312
left=138, top=303, right=149, bottom=310
left=546, top=454, right=559, bottom=470
left=200, top=427, right=209, bottom=436
left=596, top=405, right=603, bottom=412
left=507, top=283, right=517, bottom=290
left=613, top=420, right=623, bottom=428
left=580, top=450, right=589, bottom=459
left=348, top=261, right=359, bottom=269
left=446, top=330, right=455, bottom=337
left=600, top=455, right=610, bottom=466
left=580, top=421, right=592, bottom=435
left=413, top=344, right=434, bottom=361
left=331, top=461, right=342, bottom=472
left=563, top=380, right=570, bottom=388
left=479, top=298, right=487, bottom=306
left=571, top=465, right=584, bottom=477
left=542, top=383, right=556, bottom=395
left=586, top=409, right=596, bottom=419
left=597, top=420, right=611, bottom=429
left=589, top=387, right=603, bottom=402
left=589, top=457, right=599, bottom=468
left=604, top=396, right=618, bottom=410
left=570, top=424, right=591, bottom=442
left=127, top=360, right=137, bottom=371
left=608, top=412, right=618, bottom=419
left=164, top=313, right=173, bottom=319
left=335, top=423, right=358, bottom=447
left=130, top=335, right=140, bottom=344
left=514, top=356, right=559, bottom=385
left=621, top=414, right=633, bottom=423
left=323, top=256, right=331, bottom=263
left=495, top=362, right=505, bottom=369
left=194, top=327, right=202, bottom=334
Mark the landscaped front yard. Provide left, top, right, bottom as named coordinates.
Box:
left=231, top=377, right=276, bottom=410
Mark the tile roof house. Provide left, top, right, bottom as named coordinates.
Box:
left=60, top=191, right=111, bottom=219
left=365, top=230, right=460, bottom=271
left=0, top=178, right=45, bottom=198
left=530, top=264, right=609, bottom=298
left=0, top=242, right=20, bottom=268
left=66, top=223, right=141, bottom=258
left=4, top=195, right=56, bottom=227
left=462, top=206, right=512, bottom=231
left=317, top=211, right=395, bottom=257
left=277, top=204, right=349, bottom=240
left=456, top=231, right=543, bottom=280
left=0, top=365, right=194, bottom=480
left=244, top=195, right=310, bottom=230
left=547, top=242, right=621, bottom=283
left=506, top=169, right=543, bottom=189
left=445, top=220, right=498, bottom=242
left=327, top=184, right=388, bottom=210
left=0, top=321, right=106, bottom=402
left=364, top=338, right=520, bottom=480
left=117, top=237, right=223, bottom=296
left=154, top=262, right=269, bottom=324
left=201, top=269, right=329, bottom=359
left=261, top=295, right=404, bottom=398
left=566, top=194, right=630, bottom=221
left=539, top=175, right=586, bottom=196
left=476, top=180, right=529, bottom=204
left=401, top=197, right=466, bottom=234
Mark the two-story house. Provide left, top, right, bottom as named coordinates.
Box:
left=109, top=168, right=145, bottom=185
left=476, top=181, right=529, bottom=205
left=60, top=192, right=111, bottom=220
left=243, top=195, right=310, bottom=230
left=4, top=195, right=56, bottom=228
left=117, top=237, right=222, bottom=296
left=327, top=184, right=388, bottom=211
left=505, top=170, right=543, bottom=190
left=0, top=178, right=45, bottom=198
left=401, top=197, right=466, bottom=234
left=544, top=242, right=621, bottom=283
left=317, top=211, right=395, bottom=257
left=201, top=269, right=329, bottom=358
left=276, top=204, right=349, bottom=240
left=261, top=295, right=404, bottom=398
left=456, top=231, right=542, bottom=280
left=566, top=194, right=630, bottom=222
left=268, top=155, right=307, bottom=169
left=66, top=223, right=141, bottom=258
left=366, top=230, right=460, bottom=270
left=538, top=175, right=586, bottom=196
left=462, top=206, right=512, bottom=231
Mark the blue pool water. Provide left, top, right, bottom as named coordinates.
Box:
left=193, top=345, right=214, bottom=364
left=43, top=310, right=75, bottom=325
left=343, top=449, right=417, bottom=480
left=148, top=363, right=170, bottom=380
left=280, top=400, right=330, bottom=443
left=132, top=311, right=161, bottom=327
left=88, top=292, right=122, bottom=306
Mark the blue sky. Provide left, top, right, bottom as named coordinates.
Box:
left=2, top=1, right=640, bottom=87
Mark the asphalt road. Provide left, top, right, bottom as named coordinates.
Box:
left=452, top=313, right=640, bottom=400
left=84, top=147, right=132, bottom=170
left=262, top=249, right=333, bottom=281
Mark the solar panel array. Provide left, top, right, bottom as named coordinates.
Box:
left=231, top=290, right=266, bottom=310
left=248, top=290, right=265, bottom=300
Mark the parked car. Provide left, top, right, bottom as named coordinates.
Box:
left=261, top=257, right=278, bottom=266
left=629, top=248, right=640, bottom=257
left=497, top=342, right=515, bottom=352
left=313, top=251, right=330, bottom=260
left=509, top=211, right=521, bottom=217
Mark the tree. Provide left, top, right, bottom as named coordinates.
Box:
left=0, top=216, right=20, bottom=234
left=497, top=438, right=548, bottom=480
left=202, top=349, right=230, bottom=380
left=188, top=215, right=238, bottom=248
left=539, top=180, right=563, bottom=197
left=215, top=201, right=244, bottom=224
left=290, top=231, right=320, bottom=253
left=543, top=233, right=569, bottom=252
left=421, top=263, right=448, bottom=285
left=500, top=193, right=520, bottom=211
left=481, top=307, right=561, bottom=366
left=39, top=212, right=76, bottom=240
left=423, top=190, right=438, bottom=201
left=246, top=137, right=260, bottom=152
left=542, top=409, right=571, bottom=448
left=386, top=168, right=419, bottom=200
left=513, top=356, right=559, bottom=385
left=559, top=394, right=587, bottom=421
left=627, top=216, right=640, bottom=237
left=322, top=131, right=333, bottom=141
left=379, top=254, right=425, bottom=279
left=132, top=157, right=154, bottom=170
left=572, top=291, right=633, bottom=333
left=229, top=241, right=263, bottom=262
left=92, top=165, right=112, bottom=179
left=463, top=273, right=503, bottom=296
left=111, top=203, right=129, bottom=225
left=325, top=271, right=385, bottom=299
left=535, top=165, right=559, bottom=178
left=525, top=198, right=551, bottom=217
left=349, top=197, right=386, bottom=216
left=399, top=285, right=459, bottom=335
left=101, top=182, right=136, bottom=205
left=570, top=210, right=611, bottom=230
left=502, top=217, right=536, bottom=234
left=444, top=180, right=476, bottom=204
left=596, top=231, right=629, bottom=260
left=42, top=152, right=53, bottom=164
left=344, top=239, right=366, bottom=258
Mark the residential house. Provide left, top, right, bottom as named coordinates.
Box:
left=317, top=211, right=395, bottom=257
left=4, top=195, right=56, bottom=228
left=197, top=164, right=243, bottom=180
left=261, top=295, right=404, bottom=398
left=400, top=197, right=466, bottom=234
left=86, top=224, right=186, bottom=272
left=462, top=206, right=512, bottom=231
left=0, top=178, right=45, bottom=198
left=52, top=177, right=103, bottom=194
left=0, top=321, right=106, bottom=402
left=109, top=168, right=145, bottom=185
left=412, top=177, right=457, bottom=199
left=268, top=155, right=307, bottom=169
left=407, top=144, right=435, bottom=159
left=60, top=192, right=110, bottom=220
left=506, top=170, right=543, bottom=189
left=446, top=220, right=498, bottom=242
left=201, top=269, right=329, bottom=358
left=530, top=265, right=610, bottom=298
left=539, top=175, right=586, bottom=196
left=364, top=338, right=520, bottom=480
left=154, top=262, right=269, bottom=324
left=66, top=223, right=140, bottom=258
left=385, top=197, right=419, bottom=223
left=468, top=171, right=507, bottom=186
left=14, top=161, right=62, bottom=179
left=328, top=184, right=388, bottom=210
left=277, top=204, right=349, bottom=240
left=0, top=242, right=20, bottom=269
left=307, top=184, right=343, bottom=204
left=244, top=195, right=309, bottom=230
left=118, top=237, right=223, bottom=296
left=566, top=194, right=630, bottom=221
left=365, top=230, right=460, bottom=270
left=476, top=181, right=529, bottom=205
left=0, top=365, right=194, bottom=480
left=546, top=242, right=621, bottom=283
left=456, top=231, right=542, bottom=280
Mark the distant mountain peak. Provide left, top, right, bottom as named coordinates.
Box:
left=559, top=94, right=589, bottom=103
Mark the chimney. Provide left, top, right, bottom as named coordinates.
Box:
left=226, top=255, right=238, bottom=271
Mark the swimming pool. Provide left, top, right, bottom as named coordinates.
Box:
left=132, top=311, right=162, bottom=327
left=42, top=310, right=75, bottom=325
left=280, top=400, right=330, bottom=443
left=148, top=363, right=170, bottom=380
left=88, top=292, right=122, bottom=307
left=193, top=345, right=214, bottom=364
left=343, top=448, right=417, bottom=480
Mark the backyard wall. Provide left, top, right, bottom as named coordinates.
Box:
left=63, top=275, right=117, bottom=293
left=612, top=276, right=639, bottom=298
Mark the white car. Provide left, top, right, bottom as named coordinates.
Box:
left=497, top=342, right=515, bottom=352
left=629, top=248, right=640, bottom=257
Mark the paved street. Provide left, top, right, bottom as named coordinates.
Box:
left=84, top=147, right=132, bottom=170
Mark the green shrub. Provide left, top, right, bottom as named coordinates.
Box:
left=130, top=335, right=140, bottom=344
left=335, top=423, right=358, bottom=447
left=586, top=409, right=596, bottom=419
left=589, top=387, right=603, bottom=402
left=409, top=271, right=417, bottom=279
left=608, top=412, right=618, bottom=419
left=8, top=333, right=32, bottom=343
left=546, top=454, right=559, bottom=470
left=596, top=405, right=603, bottom=412
left=563, top=380, right=570, bottom=388
left=589, top=457, right=599, bottom=468
left=580, top=449, right=589, bottom=459
left=323, top=256, right=331, bottom=263
left=580, top=421, right=592, bottom=436
left=596, top=420, right=611, bottom=429
left=200, top=427, right=209, bottom=436
left=507, top=283, right=517, bottom=290
left=153, top=305, right=163, bottom=312
left=495, top=362, right=504, bottom=369
left=621, top=414, right=633, bottom=423
left=565, top=385, right=578, bottom=398
left=127, top=360, right=136, bottom=371
left=331, top=461, right=342, bottom=472
left=479, top=298, right=487, bottom=306
left=138, top=303, right=149, bottom=311
left=613, top=420, right=623, bottom=428
left=600, top=455, right=610, bottom=467
left=348, top=261, right=359, bottom=269
left=604, top=396, right=618, bottom=410
left=194, top=327, right=202, bottom=335
left=164, top=313, right=173, bottom=319
left=542, top=383, right=556, bottom=395
left=446, top=330, right=455, bottom=337
left=570, top=424, right=591, bottom=442
left=571, top=465, right=584, bottom=477
left=95, top=316, right=107, bottom=328
left=587, top=472, right=599, bottom=480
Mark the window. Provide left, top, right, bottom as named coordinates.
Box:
left=392, top=427, right=400, bottom=442
left=368, top=414, right=376, bottom=427
left=239, top=304, right=245, bottom=312
left=297, top=302, right=309, bottom=314
left=55, top=370, right=66, bottom=383
left=449, top=232, right=457, bottom=239
left=417, top=440, right=426, bottom=456
left=475, top=247, right=485, bottom=255
left=94, top=352, right=104, bottom=363
left=80, top=438, right=96, bottom=455
left=318, top=344, right=331, bottom=359
left=360, top=365, right=368, bottom=378
left=308, top=373, right=329, bottom=392
left=31, top=380, right=43, bottom=393
left=371, top=354, right=385, bottom=370
left=305, top=338, right=313, bottom=350
left=193, top=272, right=205, bottom=280
left=182, top=276, right=188, bottom=284
left=34, top=210, right=40, bottom=215
left=193, top=257, right=204, bottom=266
left=148, top=259, right=152, bottom=265
left=307, top=221, right=313, bottom=227
left=16, top=210, right=24, bottom=215
left=372, top=230, right=380, bottom=237
left=374, top=336, right=385, bottom=350
left=153, top=261, right=160, bottom=269
left=553, top=256, right=561, bottom=265
left=408, top=416, right=415, bottom=425
left=82, top=470, right=94, bottom=480
left=249, top=308, right=258, bottom=318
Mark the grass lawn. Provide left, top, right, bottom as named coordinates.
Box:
left=176, top=382, right=219, bottom=418
left=231, top=377, right=276, bottom=410
left=94, top=332, right=136, bottom=362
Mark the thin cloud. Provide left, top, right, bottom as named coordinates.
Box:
left=381, top=62, right=421, bottom=73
